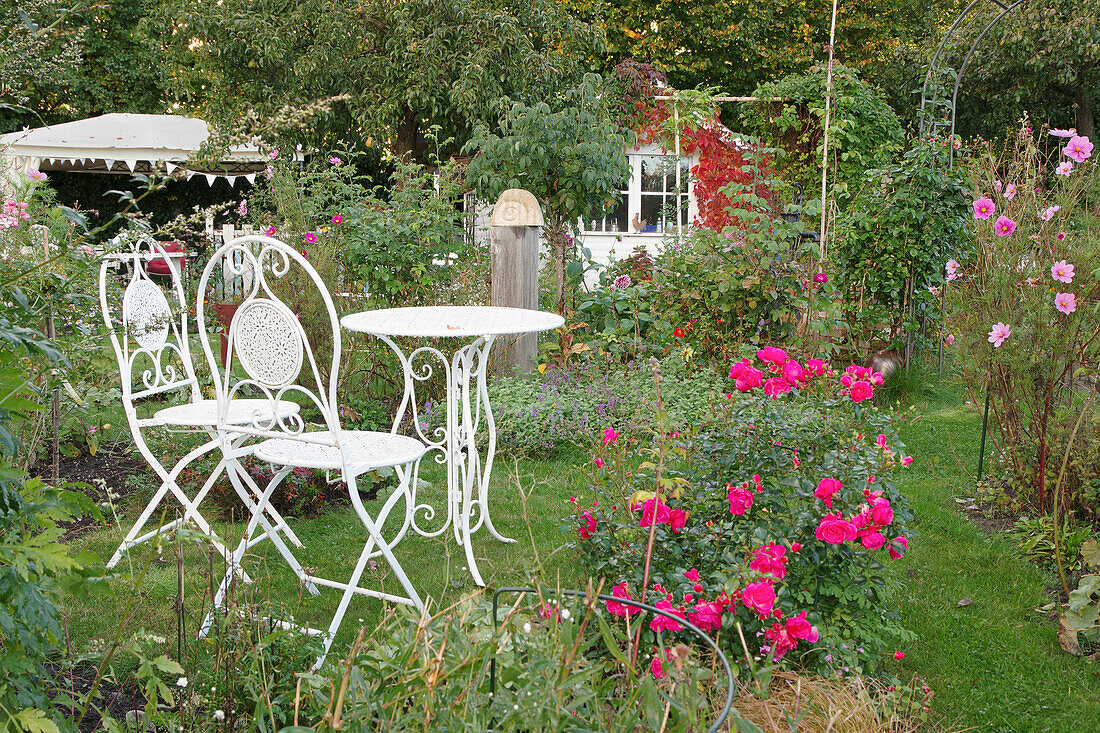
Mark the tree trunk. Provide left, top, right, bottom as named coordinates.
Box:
left=393, top=106, right=419, bottom=163
left=1075, top=80, right=1094, bottom=140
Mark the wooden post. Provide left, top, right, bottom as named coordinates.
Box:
left=489, top=189, right=544, bottom=375
left=39, top=226, right=59, bottom=484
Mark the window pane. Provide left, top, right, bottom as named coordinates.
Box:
left=639, top=195, right=663, bottom=231
left=640, top=156, right=668, bottom=192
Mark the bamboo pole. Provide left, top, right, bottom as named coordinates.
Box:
left=41, top=227, right=59, bottom=484
left=818, top=0, right=840, bottom=262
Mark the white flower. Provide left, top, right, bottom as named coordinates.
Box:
left=560, top=609, right=571, bottom=621
left=522, top=622, right=532, bottom=634
left=213, top=710, right=225, bottom=722
left=176, top=677, right=188, bottom=688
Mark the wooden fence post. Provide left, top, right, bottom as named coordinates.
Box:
left=490, top=189, right=544, bottom=375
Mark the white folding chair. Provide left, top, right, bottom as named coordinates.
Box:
left=99, top=236, right=302, bottom=573
left=194, top=235, right=428, bottom=668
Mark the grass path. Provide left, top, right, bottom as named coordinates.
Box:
left=887, top=397, right=1100, bottom=732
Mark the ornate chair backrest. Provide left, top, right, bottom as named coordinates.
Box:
left=99, top=236, right=201, bottom=409
left=196, top=235, right=344, bottom=447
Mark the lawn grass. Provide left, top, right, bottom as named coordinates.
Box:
left=884, top=386, right=1100, bottom=733
left=63, top=443, right=589, bottom=669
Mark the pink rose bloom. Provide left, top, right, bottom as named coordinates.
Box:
left=1056, top=161, right=1074, bottom=176
left=894, top=650, right=905, bottom=660
left=735, top=365, right=763, bottom=392
left=815, top=513, right=858, bottom=544
left=870, top=371, right=885, bottom=386
left=988, top=322, right=1011, bottom=348
left=727, top=485, right=754, bottom=516
left=757, top=346, right=788, bottom=365
left=741, top=581, right=776, bottom=617
left=650, top=598, right=686, bottom=632
left=1064, top=135, right=1094, bottom=163
left=763, top=376, right=792, bottom=399
left=688, top=601, right=723, bottom=633
left=805, top=359, right=826, bottom=376
left=729, top=358, right=751, bottom=380
left=1055, top=292, right=1077, bottom=315
left=861, top=531, right=887, bottom=550
left=840, top=374, right=854, bottom=388
left=888, top=536, right=909, bottom=560
left=876, top=433, right=887, bottom=448
left=651, top=657, right=665, bottom=679
left=785, top=610, right=819, bottom=642
left=782, top=360, right=803, bottom=385
left=1051, top=260, right=1075, bottom=283
left=578, top=511, right=596, bottom=539
left=972, top=198, right=995, bottom=220
left=684, top=568, right=700, bottom=582
left=871, top=500, right=894, bottom=526
left=850, top=381, right=874, bottom=402
left=749, top=544, right=788, bottom=579
left=602, top=426, right=618, bottom=445
left=607, top=582, right=641, bottom=617
left=845, top=364, right=868, bottom=377
left=639, top=498, right=671, bottom=528
left=815, top=478, right=843, bottom=508
left=902, top=456, right=913, bottom=466
left=1003, top=183, right=1017, bottom=200
left=668, top=508, right=688, bottom=533
left=994, top=216, right=1016, bottom=237
left=945, top=334, right=954, bottom=346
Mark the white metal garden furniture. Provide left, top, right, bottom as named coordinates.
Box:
left=98, top=236, right=301, bottom=573
left=194, top=234, right=428, bottom=667
left=341, top=306, right=563, bottom=586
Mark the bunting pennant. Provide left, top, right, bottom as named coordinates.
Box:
left=185, top=170, right=195, bottom=181
left=104, top=159, right=115, bottom=171
left=244, top=173, right=256, bottom=185
left=227, top=176, right=238, bottom=187
left=124, top=160, right=137, bottom=172
left=165, top=161, right=177, bottom=174
left=204, top=173, right=217, bottom=187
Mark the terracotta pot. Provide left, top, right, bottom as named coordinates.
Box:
left=213, top=303, right=240, bottom=368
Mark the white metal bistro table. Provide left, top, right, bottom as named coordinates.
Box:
left=340, top=306, right=563, bottom=585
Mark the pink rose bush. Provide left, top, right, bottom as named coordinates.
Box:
left=571, top=350, right=914, bottom=676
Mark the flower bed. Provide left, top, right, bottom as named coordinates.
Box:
left=567, top=348, right=915, bottom=678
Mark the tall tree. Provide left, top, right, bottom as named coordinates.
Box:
left=159, top=0, right=605, bottom=160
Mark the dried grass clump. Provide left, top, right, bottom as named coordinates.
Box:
left=722, top=670, right=955, bottom=733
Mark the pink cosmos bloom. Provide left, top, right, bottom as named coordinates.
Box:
left=1003, top=183, right=1017, bottom=200
left=945, top=259, right=960, bottom=280
left=735, top=365, right=763, bottom=392
left=1049, top=127, right=1077, bottom=138
left=578, top=511, right=596, bottom=539
left=1051, top=260, right=1075, bottom=283
left=594, top=457, right=604, bottom=468
left=901, top=456, right=914, bottom=466
left=757, top=346, right=788, bottom=365
left=329, top=156, right=341, bottom=165
left=650, top=598, right=686, bottom=632
left=607, top=582, right=641, bottom=617
left=894, top=650, right=905, bottom=660
left=763, top=376, right=792, bottom=399
left=994, top=216, right=1017, bottom=237
left=1064, top=135, right=1094, bottom=163
left=888, top=536, right=909, bottom=560
left=972, top=198, right=995, bottom=219
left=727, top=485, right=754, bottom=516
left=815, top=513, right=858, bottom=544
left=813, top=272, right=828, bottom=283
left=332, top=214, right=343, bottom=225
left=927, top=285, right=940, bottom=296
left=1040, top=205, right=1061, bottom=221
left=304, top=232, right=317, bottom=243
left=602, top=426, right=618, bottom=445
left=684, top=568, right=700, bottom=583
left=815, top=477, right=843, bottom=507
left=741, top=581, right=776, bottom=617
left=850, top=381, right=874, bottom=402
left=1056, top=161, right=1074, bottom=176
left=946, top=334, right=955, bottom=346
left=994, top=180, right=1003, bottom=192
left=269, top=149, right=279, bottom=160
left=264, top=226, right=277, bottom=236
left=1055, top=292, right=1077, bottom=315
left=26, top=170, right=46, bottom=181
left=1057, top=232, right=1066, bottom=241
left=988, top=322, right=1011, bottom=348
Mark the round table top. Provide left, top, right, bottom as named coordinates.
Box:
left=341, top=305, right=564, bottom=338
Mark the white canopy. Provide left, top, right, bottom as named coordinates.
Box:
left=0, top=113, right=291, bottom=187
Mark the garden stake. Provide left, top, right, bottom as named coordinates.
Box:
left=977, top=362, right=992, bottom=482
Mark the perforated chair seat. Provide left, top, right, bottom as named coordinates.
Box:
left=152, top=399, right=300, bottom=427
left=252, top=430, right=427, bottom=472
